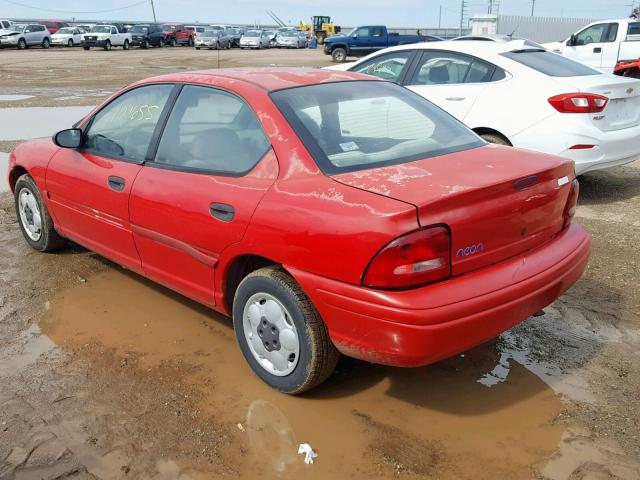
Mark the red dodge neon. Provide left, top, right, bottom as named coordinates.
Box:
left=8, top=68, right=591, bottom=393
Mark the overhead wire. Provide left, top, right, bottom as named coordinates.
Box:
left=0, top=0, right=150, bottom=15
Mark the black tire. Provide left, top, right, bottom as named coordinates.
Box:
left=17, top=38, right=26, bottom=50
left=104, top=40, right=112, bottom=51
left=42, top=37, right=50, bottom=49
left=170, top=37, right=177, bottom=47
left=480, top=133, right=511, bottom=146
left=196, top=46, right=201, bottom=50
left=83, top=45, right=90, bottom=50
left=68, top=39, right=73, bottom=47
left=14, top=174, right=65, bottom=252
left=233, top=267, right=339, bottom=394
left=122, top=39, right=129, bottom=50
left=331, top=47, right=347, bottom=62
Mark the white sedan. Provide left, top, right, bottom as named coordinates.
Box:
left=51, top=27, right=84, bottom=47
left=326, top=40, right=640, bottom=175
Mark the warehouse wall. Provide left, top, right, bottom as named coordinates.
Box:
left=497, top=15, right=600, bottom=43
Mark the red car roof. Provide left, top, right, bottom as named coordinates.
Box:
left=140, top=67, right=378, bottom=92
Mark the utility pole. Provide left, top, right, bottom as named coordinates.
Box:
left=438, top=5, right=442, bottom=29
left=459, top=0, right=465, bottom=36
left=531, top=0, right=536, bottom=16
left=150, top=0, right=157, bottom=22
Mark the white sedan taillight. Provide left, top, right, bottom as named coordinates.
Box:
left=548, top=93, right=609, bottom=113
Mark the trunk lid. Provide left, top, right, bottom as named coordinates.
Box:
left=332, top=144, right=575, bottom=276
left=551, top=74, right=640, bottom=131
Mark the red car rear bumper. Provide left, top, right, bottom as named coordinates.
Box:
left=288, top=223, right=591, bottom=367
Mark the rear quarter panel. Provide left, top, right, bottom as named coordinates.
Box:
left=217, top=175, right=419, bottom=297
left=463, top=63, right=558, bottom=139
left=619, top=40, right=640, bottom=62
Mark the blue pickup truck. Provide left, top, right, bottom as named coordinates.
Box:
left=324, top=25, right=436, bottom=62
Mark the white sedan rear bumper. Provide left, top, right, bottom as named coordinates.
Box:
left=510, top=113, right=640, bottom=175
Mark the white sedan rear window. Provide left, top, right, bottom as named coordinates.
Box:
left=502, top=50, right=599, bottom=77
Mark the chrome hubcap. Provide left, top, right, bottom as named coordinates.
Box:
left=243, top=293, right=300, bottom=376
left=18, top=188, right=42, bottom=241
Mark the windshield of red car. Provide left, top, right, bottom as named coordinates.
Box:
left=271, top=80, right=484, bottom=174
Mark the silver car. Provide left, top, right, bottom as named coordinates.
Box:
left=239, top=29, right=270, bottom=49
left=195, top=30, right=231, bottom=50
left=276, top=30, right=307, bottom=48
left=0, top=23, right=51, bottom=49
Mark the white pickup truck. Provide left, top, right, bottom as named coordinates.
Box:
left=544, top=19, right=640, bottom=73
left=82, top=24, right=131, bottom=50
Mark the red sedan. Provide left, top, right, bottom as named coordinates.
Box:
left=8, top=68, right=590, bottom=394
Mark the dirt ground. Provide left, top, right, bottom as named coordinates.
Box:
left=0, top=47, right=639, bottom=480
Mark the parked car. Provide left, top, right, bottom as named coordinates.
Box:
left=82, top=24, right=131, bottom=50
left=186, top=25, right=207, bottom=38
left=129, top=24, right=166, bottom=48
left=276, top=30, right=307, bottom=48
left=326, top=40, right=640, bottom=175
left=227, top=27, right=244, bottom=47
left=161, top=23, right=194, bottom=47
left=195, top=30, right=231, bottom=49
left=0, top=19, right=13, bottom=34
left=263, top=30, right=278, bottom=48
left=0, top=23, right=50, bottom=49
left=614, top=57, right=640, bottom=78
left=453, top=34, right=544, bottom=48
left=324, top=25, right=428, bottom=62
left=8, top=67, right=590, bottom=393
left=51, top=27, right=84, bottom=47
left=239, top=29, right=270, bottom=49
left=75, top=24, right=94, bottom=34
left=544, top=19, right=640, bottom=73
left=39, top=20, right=68, bottom=34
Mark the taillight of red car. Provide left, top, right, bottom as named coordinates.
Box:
left=563, top=179, right=579, bottom=229
left=548, top=93, right=608, bottom=113
left=363, top=226, right=451, bottom=289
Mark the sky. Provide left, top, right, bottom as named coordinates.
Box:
left=0, top=0, right=635, bottom=28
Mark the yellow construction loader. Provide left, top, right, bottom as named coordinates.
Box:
left=299, top=16, right=340, bottom=44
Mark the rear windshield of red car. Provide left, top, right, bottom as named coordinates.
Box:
left=270, top=80, right=484, bottom=174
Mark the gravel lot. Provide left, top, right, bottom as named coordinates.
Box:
left=0, top=47, right=639, bottom=480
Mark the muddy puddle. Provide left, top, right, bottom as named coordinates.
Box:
left=0, top=94, right=34, bottom=102
left=33, top=267, right=571, bottom=479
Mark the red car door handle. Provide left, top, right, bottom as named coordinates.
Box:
left=108, top=176, right=125, bottom=192
left=209, top=203, right=235, bottom=222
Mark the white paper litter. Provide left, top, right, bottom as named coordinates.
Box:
left=297, top=443, right=318, bottom=464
